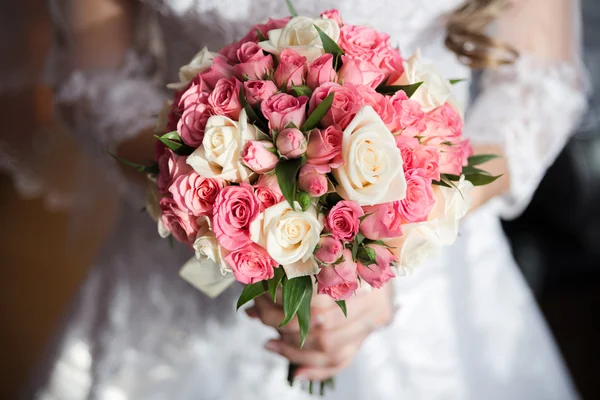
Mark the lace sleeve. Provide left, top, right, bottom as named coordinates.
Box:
left=464, top=0, right=588, bottom=219
left=47, top=0, right=166, bottom=156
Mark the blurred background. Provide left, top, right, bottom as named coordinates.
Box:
left=0, top=0, right=599, bottom=399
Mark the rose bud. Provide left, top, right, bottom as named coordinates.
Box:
left=314, top=236, right=344, bottom=264
left=298, top=163, right=330, bottom=197
left=241, top=140, right=279, bottom=174
left=276, top=128, right=307, bottom=159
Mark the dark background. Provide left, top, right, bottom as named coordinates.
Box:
left=0, top=0, right=599, bottom=399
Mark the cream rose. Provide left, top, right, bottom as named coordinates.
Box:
left=250, top=201, right=323, bottom=278
left=332, top=106, right=407, bottom=206
left=259, top=16, right=340, bottom=62
left=186, top=109, right=256, bottom=182
left=392, top=50, right=461, bottom=113
left=386, top=175, right=473, bottom=273
left=193, top=228, right=231, bottom=274
left=167, top=47, right=217, bottom=90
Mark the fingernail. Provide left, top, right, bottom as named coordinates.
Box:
left=265, top=341, right=280, bottom=352
left=313, top=314, right=325, bottom=326
left=245, top=307, right=258, bottom=318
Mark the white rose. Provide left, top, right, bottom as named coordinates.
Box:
left=250, top=201, right=323, bottom=278
left=332, top=106, right=407, bottom=206
left=167, top=47, right=216, bottom=90
left=259, top=16, right=340, bottom=62
left=393, top=50, right=461, bottom=113
left=386, top=176, right=473, bottom=273
left=186, top=109, right=256, bottom=182
left=193, top=230, right=231, bottom=274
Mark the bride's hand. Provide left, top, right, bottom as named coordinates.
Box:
left=246, top=283, right=395, bottom=381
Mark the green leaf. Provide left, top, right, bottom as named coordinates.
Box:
left=256, top=28, right=267, bottom=42
left=239, top=87, right=269, bottom=132
left=297, top=191, right=311, bottom=211
left=154, top=134, right=195, bottom=155
left=268, top=267, right=285, bottom=302
left=325, top=192, right=343, bottom=208
left=376, top=81, right=424, bottom=97
left=236, top=282, right=267, bottom=310
left=467, top=154, right=501, bottom=166
left=285, top=0, right=298, bottom=17
left=109, top=153, right=158, bottom=174
left=275, top=158, right=305, bottom=209
left=465, top=173, right=503, bottom=186
left=364, top=239, right=394, bottom=248
left=432, top=179, right=452, bottom=188
left=351, top=232, right=365, bottom=261
left=280, top=275, right=312, bottom=327
left=357, top=246, right=377, bottom=266
left=449, top=78, right=466, bottom=85
left=335, top=300, right=347, bottom=317
left=301, top=93, right=335, bottom=131
left=358, top=212, right=373, bottom=223
left=313, top=25, right=345, bottom=58
left=290, top=85, right=313, bottom=97
left=461, top=165, right=489, bottom=175
left=296, top=281, right=312, bottom=347
left=332, top=255, right=345, bottom=265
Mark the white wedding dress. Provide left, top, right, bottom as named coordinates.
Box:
left=23, top=0, right=587, bottom=399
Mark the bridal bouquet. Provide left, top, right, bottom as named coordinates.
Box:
left=129, top=2, right=499, bottom=392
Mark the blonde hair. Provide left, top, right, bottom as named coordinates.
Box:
left=446, top=0, right=519, bottom=69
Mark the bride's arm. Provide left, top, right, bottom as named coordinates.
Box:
left=466, top=0, right=587, bottom=215
left=49, top=0, right=163, bottom=184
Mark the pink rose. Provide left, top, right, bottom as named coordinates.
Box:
left=396, top=137, right=441, bottom=181
left=420, top=104, right=471, bottom=175
left=177, top=82, right=212, bottom=147
left=243, top=80, right=278, bottom=106
left=422, top=103, right=463, bottom=139
left=338, top=56, right=385, bottom=89
left=357, top=245, right=396, bottom=289
left=197, top=56, right=234, bottom=89
left=212, top=184, right=260, bottom=251
left=276, top=128, right=307, bottom=159
left=356, top=84, right=396, bottom=128
left=317, top=249, right=358, bottom=300
left=220, top=18, right=291, bottom=62
left=339, top=25, right=391, bottom=68
left=178, top=79, right=210, bottom=109
left=306, top=126, right=343, bottom=166
left=208, top=77, right=243, bottom=120
left=274, top=49, right=307, bottom=89
left=309, top=82, right=361, bottom=130
left=389, top=91, right=426, bottom=135
left=261, top=93, right=308, bottom=132
left=314, top=236, right=344, bottom=264
left=360, top=201, right=403, bottom=240
left=378, top=46, right=405, bottom=82
left=169, top=171, right=225, bottom=217
left=326, top=200, right=364, bottom=242
left=241, top=140, right=279, bottom=174
left=306, top=54, right=337, bottom=89
left=438, top=138, right=473, bottom=176
left=254, top=174, right=283, bottom=210
left=320, top=9, right=343, bottom=27
left=399, top=169, right=435, bottom=223
left=298, top=163, right=330, bottom=197
left=159, top=197, right=199, bottom=245
left=225, top=243, right=279, bottom=284
left=233, top=42, right=274, bottom=80
left=157, top=148, right=192, bottom=193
